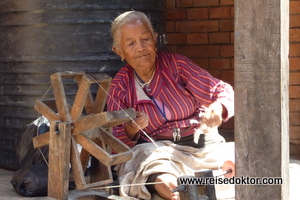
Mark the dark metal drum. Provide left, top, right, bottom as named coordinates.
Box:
left=0, top=0, right=166, bottom=170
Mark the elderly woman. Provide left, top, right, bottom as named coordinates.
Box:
left=107, top=11, right=235, bottom=200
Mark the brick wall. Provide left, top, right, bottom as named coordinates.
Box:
left=165, top=0, right=300, bottom=145
left=165, top=0, right=235, bottom=136
left=290, top=0, right=300, bottom=146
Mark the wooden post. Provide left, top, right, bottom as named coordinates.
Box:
left=48, top=121, right=71, bottom=200
left=235, top=0, right=289, bottom=199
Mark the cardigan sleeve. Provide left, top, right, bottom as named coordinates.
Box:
left=174, top=53, right=234, bottom=121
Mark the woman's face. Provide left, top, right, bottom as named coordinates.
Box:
left=114, top=20, right=157, bottom=71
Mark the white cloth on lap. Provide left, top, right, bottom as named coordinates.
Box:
left=115, top=140, right=235, bottom=200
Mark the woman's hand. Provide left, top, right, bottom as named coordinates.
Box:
left=199, top=102, right=224, bottom=133
left=125, top=111, right=149, bottom=140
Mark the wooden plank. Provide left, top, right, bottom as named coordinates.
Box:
left=50, top=72, right=72, bottom=122
left=70, top=76, right=91, bottom=121
left=75, top=133, right=132, bottom=166
left=72, top=108, right=135, bottom=135
left=58, top=71, right=85, bottom=78
left=84, top=90, right=95, bottom=114
left=235, top=0, right=289, bottom=199
left=34, top=100, right=59, bottom=121
left=74, top=133, right=111, bottom=166
left=79, top=148, right=91, bottom=174
left=93, top=80, right=111, bottom=114
left=101, top=109, right=136, bottom=128
left=98, top=127, right=131, bottom=153
left=70, top=137, right=86, bottom=190
left=90, top=139, right=112, bottom=186
left=32, top=131, right=49, bottom=148
left=80, top=179, right=113, bottom=190
left=48, top=121, right=71, bottom=200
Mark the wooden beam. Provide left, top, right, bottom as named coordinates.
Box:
left=70, top=76, right=91, bottom=121
left=74, top=133, right=132, bottom=167
left=74, top=133, right=111, bottom=166
left=32, top=131, right=49, bottom=149
left=98, top=127, right=131, bottom=153
left=70, top=137, right=86, bottom=190
left=71, top=108, right=136, bottom=134
left=50, top=73, right=72, bottom=122
left=93, top=80, right=111, bottom=113
left=48, top=121, right=71, bottom=200
left=34, top=99, right=59, bottom=121
left=234, top=0, right=289, bottom=199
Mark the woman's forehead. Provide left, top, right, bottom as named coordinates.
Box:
left=120, top=21, right=151, bottom=37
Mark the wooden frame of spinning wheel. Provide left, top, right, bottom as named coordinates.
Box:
left=32, top=72, right=135, bottom=200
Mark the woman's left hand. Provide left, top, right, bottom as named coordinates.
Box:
left=199, top=102, right=223, bottom=132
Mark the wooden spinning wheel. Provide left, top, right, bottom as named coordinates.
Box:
left=32, top=72, right=135, bottom=200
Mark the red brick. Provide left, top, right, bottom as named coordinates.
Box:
left=166, top=9, right=187, bottom=20
left=220, top=69, right=234, bottom=84
left=290, top=15, right=300, bottom=28
left=290, top=85, right=300, bottom=98
left=209, top=32, right=231, bottom=44
left=187, top=33, right=208, bottom=44
left=290, top=28, right=300, bottom=42
left=176, top=20, right=219, bottom=32
left=290, top=72, right=300, bottom=85
left=166, top=46, right=177, bottom=53
left=187, top=8, right=209, bottom=19
left=290, top=1, right=300, bottom=14
left=230, top=32, right=234, bottom=44
left=166, top=21, right=175, bottom=32
left=290, top=43, right=300, bottom=56
left=290, top=57, right=300, bottom=70
left=290, top=99, right=300, bottom=112
left=220, top=19, right=234, bottom=31
left=209, top=58, right=231, bottom=70
left=230, top=57, right=234, bottom=68
left=177, top=45, right=219, bottom=58
left=166, top=0, right=176, bottom=9
left=231, top=5, right=234, bottom=17
left=290, top=113, right=300, bottom=126
left=207, top=69, right=221, bottom=79
left=290, top=126, right=300, bottom=140
left=220, top=0, right=234, bottom=6
left=220, top=45, right=234, bottom=57
left=179, top=0, right=219, bottom=7
left=209, top=7, right=232, bottom=19
left=191, top=58, right=209, bottom=69
left=166, top=33, right=186, bottom=44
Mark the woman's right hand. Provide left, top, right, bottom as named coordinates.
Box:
left=125, top=111, right=149, bottom=140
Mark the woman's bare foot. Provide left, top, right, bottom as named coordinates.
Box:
left=222, top=160, right=235, bottom=178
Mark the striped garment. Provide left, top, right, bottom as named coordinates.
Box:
left=107, top=52, right=234, bottom=148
